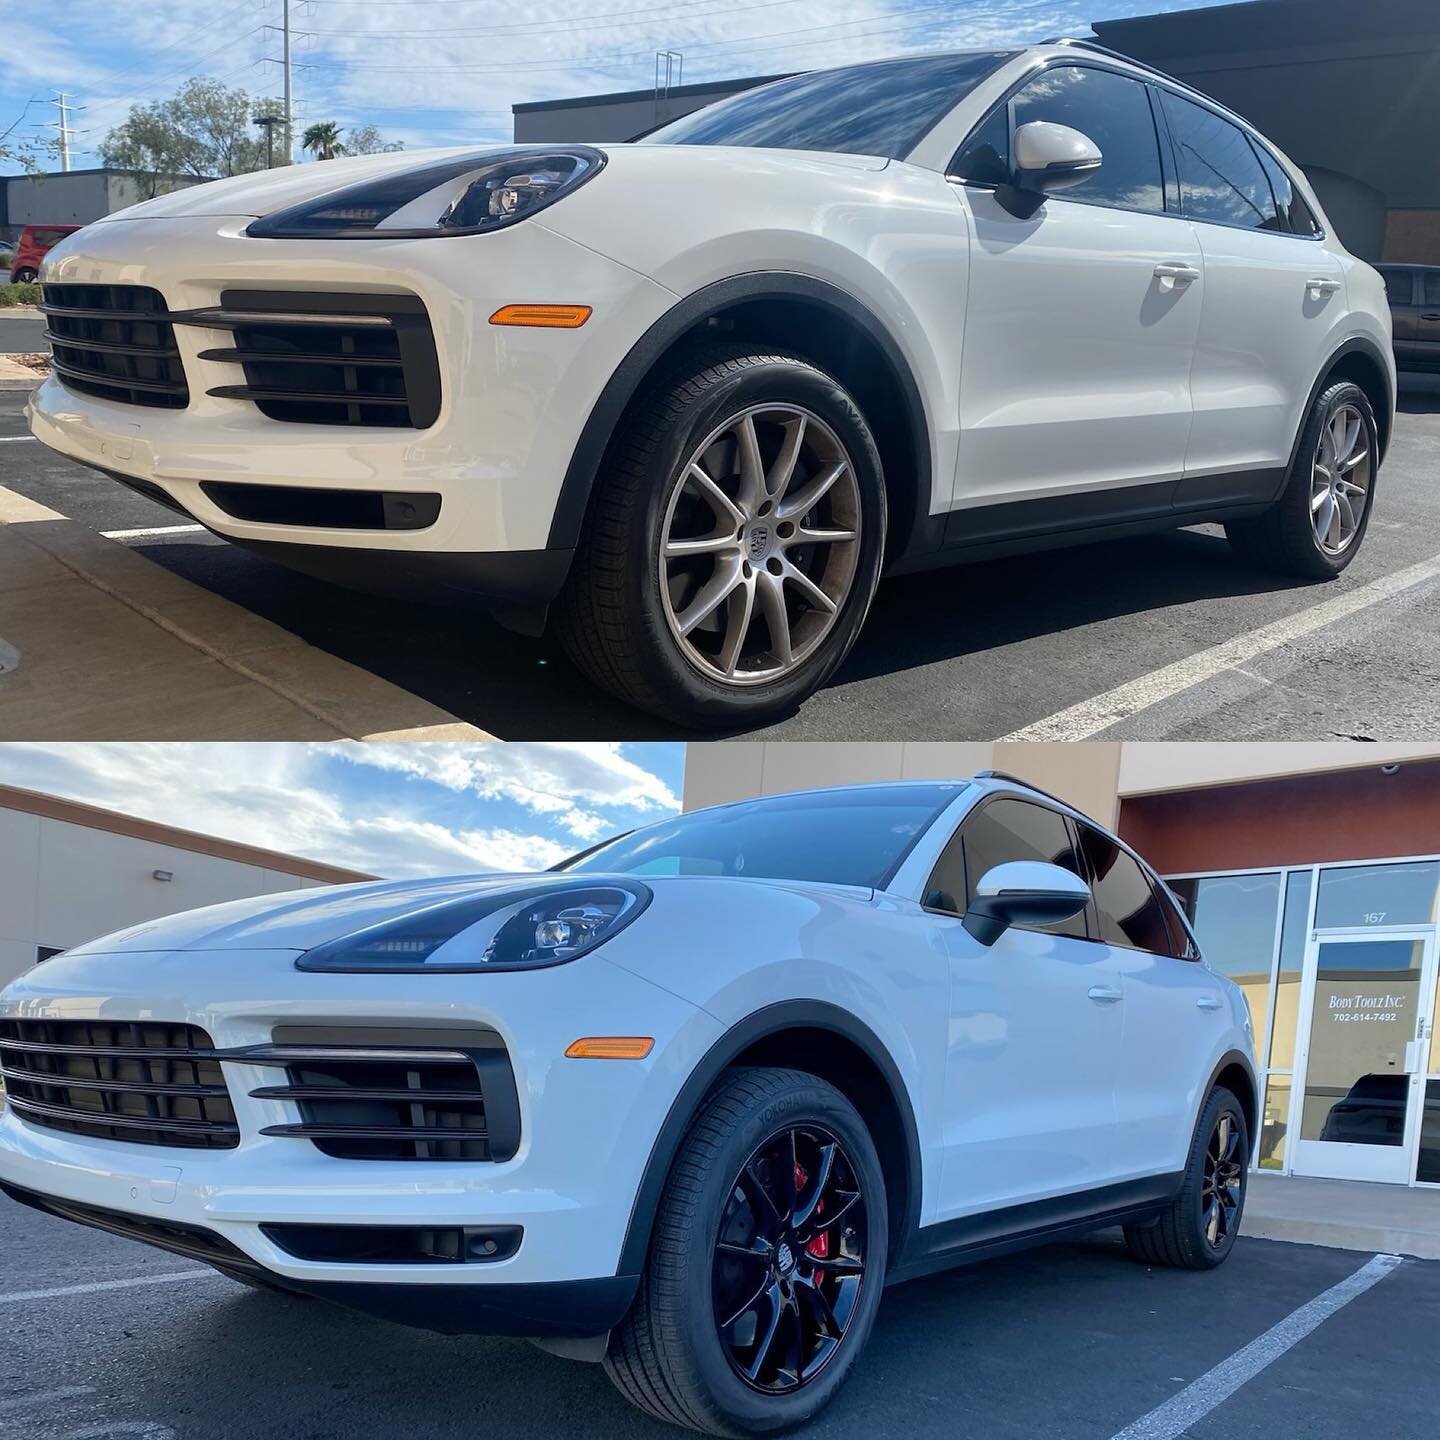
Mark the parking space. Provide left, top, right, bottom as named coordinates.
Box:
left=3, top=382, right=1439, bottom=741
left=2, top=1194, right=1435, bottom=1440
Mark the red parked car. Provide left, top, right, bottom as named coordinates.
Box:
left=8, top=224, right=80, bottom=284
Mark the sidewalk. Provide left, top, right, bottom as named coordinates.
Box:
left=1243, top=1172, right=1440, bottom=1259
left=0, top=485, right=494, bottom=741
left=0, top=356, right=42, bottom=392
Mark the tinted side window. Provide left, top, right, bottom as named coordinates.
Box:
left=1077, top=825, right=1171, bottom=953
left=1252, top=145, right=1321, bottom=237
left=927, top=798, right=1088, bottom=939
left=1152, top=882, right=1199, bottom=960
left=35, top=229, right=69, bottom=247
left=1161, top=91, right=1280, bottom=231
left=952, top=64, right=1165, bottom=214
left=1426, top=272, right=1440, bottom=305
left=1380, top=268, right=1414, bottom=306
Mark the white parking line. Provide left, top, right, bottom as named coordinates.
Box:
left=0, top=1387, right=94, bottom=1413
left=1108, top=1251, right=1403, bottom=1440
left=1003, top=554, right=1440, bottom=740
left=0, top=435, right=37, bottom=443
left=101, top=524, right=205, bottom=541
left=2, top=1269, right=221, bottom=1304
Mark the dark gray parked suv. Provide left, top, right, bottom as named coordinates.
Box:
left=1377, top=263, right=1440, bottom=372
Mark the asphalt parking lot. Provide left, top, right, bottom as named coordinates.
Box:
left=3, top=1194, right=1436, bottom=1440
left=3, top=381, right=1439, bottom=740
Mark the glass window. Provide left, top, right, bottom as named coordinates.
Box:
left=1154, top=882, right=1199, bottom=960
left=563, top=783, right=963, bottom=889
left=1253, top=145, right=1321, bottom=236
left=1269, top=869, right=1312, bottom=1069
left=951, top=64, right=1165, bottom=213
left=34, top=945, right=64, bottom=963
left=1161, top=91, right=1280, bottom=231
left=1379, top=268, right=1414, bottom=306
left=1314, top=861, right=1440, bottom=929
left=644, top=51, right=1016, bottom=159
left=1425, top=272, right=1440, bottom=306
left=1078, top=825, right=1171, bottom=953
left=927, top=797, right=1087, bottom=938
left=1420, top=1081, right=1440, bottom=1184
left=1258, top=1075, right=1291, bottom=1170
left=1172, top=872, right=1282, bottom=1036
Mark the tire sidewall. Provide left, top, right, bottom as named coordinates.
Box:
left=1294, top=380, right=1379, bottom=575
left=677, top=1073, right=890, bottom=1432
left=632, top=357, right=886, bottom=726
left=1182, top=1087, right=1248, bottom=1265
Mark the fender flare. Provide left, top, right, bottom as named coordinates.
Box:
left=614, top=999, right=924, bottom=1277
left=545, top=271, right=935, bottom=560
left=1299, top=334, right=1395, bottom=466
left=1197, top=1047, right=1260, bottom=1140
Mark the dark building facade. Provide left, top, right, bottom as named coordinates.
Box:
left=512, top=0, right=1440, bottom=265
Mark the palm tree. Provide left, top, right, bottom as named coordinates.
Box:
left=302, top=121, right=346, bottom=161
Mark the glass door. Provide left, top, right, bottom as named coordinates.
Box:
left=1289, top=932, right=1437, bottom=1183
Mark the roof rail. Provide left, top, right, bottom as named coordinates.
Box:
left=1044, top=35, right=1178, bottom=82
left=973, top=770, right=1084, bottom=814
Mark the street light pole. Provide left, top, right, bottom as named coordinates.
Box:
left=282, top=0, right=292, bottom=165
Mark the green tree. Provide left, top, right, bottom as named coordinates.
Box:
left=345, top=125, right=404, bottom=156
left=302, top=121, right=346, bottom=161
left=100, top=79, right=281, bottom=196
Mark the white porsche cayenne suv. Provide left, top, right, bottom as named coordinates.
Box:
left=0, top=776, right=1255, bottom=1433
left=28, top=39, right=1392, bottom=728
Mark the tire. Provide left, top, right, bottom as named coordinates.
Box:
left=1225, top=379, right=1379, bottom=579
left=1124, top=1086, right=1248, bottom=1271
left=605, top=1067, right=888, bottom=1436
left=554, top=345, right=887, bottom=729
left=12, top=268, right=36, bottom=285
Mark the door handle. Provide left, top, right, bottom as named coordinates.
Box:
left=1196, top=995, right=1223, bottom=1011
left=1087, top=985, right=1123, bottom=1003
left=1422, top=312, right=1440, bottom=321
left=1307, top=277, right=1341, bottom=296
left=1153, top=262, right=1200, bottom=284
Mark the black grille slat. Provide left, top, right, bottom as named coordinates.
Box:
left=42, top=284, right=189, bottom=409
left=252, top=1050, right=493, bottom=1162
left=0, top=1019, right=238, bottom=1149
left=203, top=291, right=440, bottom=430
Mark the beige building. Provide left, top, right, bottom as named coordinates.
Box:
left=0, top=785, right=373, bottom=986
left=684, top=742, right=1440, bottom=1190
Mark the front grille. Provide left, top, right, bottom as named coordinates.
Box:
left=247, top=1029, right=520, bottom=1162
left=200, top=291, right=441, bottom=429
left=41, top=284, right=189, bottom=409
left=0, top=1018, right=238, bottom=1149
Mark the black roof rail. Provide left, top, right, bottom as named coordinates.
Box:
left=973, top=769, right=1084, bottom=814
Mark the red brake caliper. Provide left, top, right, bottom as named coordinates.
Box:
left=796, top=1162, right=829, bottom=1258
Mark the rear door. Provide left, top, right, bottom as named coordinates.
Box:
left=1377, top=266, right=1420, bottom=367
left=1417, top=268, right=1440, bottom=371
left=928, top=795, right=1124, bottom=1219
left=947, top=62, right=1203, bottom=530
left=1157, top=89, right=1345, bottom=508
left=1075, top=821, right=1226, bottom=1181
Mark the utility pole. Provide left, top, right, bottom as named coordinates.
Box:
left=50, top=92, right=79, bottom=172
left=282, top=0, right=293, bottom=165
left=254, top=113, right=284, bottom=168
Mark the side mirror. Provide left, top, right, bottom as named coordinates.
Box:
left=963, top=861, right=1091, bottom=947
left=1013, top=121, right=1103, bottom=192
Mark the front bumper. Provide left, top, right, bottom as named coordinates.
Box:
left=0, top=945, right=722, bottom=1334
left=28, top=214, right=677, bottom=568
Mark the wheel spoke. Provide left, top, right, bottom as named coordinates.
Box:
left=794, top=1142, right=837, bottom=1231
left=782, top=560, right=839, bottom=616
left=665, top=532, right=739, bottom=560
left=742, top=1160, right=787, bottom=1229
left=755, top=570, right=794, bottom=667
left=713, top=575, right=756, bottom=677
left=766, top=415, right=807, bottom=501
left=814, top=1187, right=862, bottom=1233
left=686, top=463, right=746, bottom=529
left=790, top=525, right=857, bottom=548
left=744, top=1284, right=786, bottom=1382
left=721, top=1272, right=773, bottom=1332
left=777, top=461, right=846, bottom=523
left=797, top=1277, right=841, bottom=1339
left=1204, top=1198, right=1220, bottom=1245
left=1310, top=485, right=1329, bottom=513
left=675, top=558, right=743, bottom=637
left=733, top=413, right=766, bottom=514
left=783, top=1129, right=800, bottom=1221
left=807, top=1253, right=864, bottom=1276
left=1315, top=491, right=1335, bottom=545
left=717, top=1237, right=773, bottom=1266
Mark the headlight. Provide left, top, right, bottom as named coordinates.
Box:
left=247, top=146, right=605, bottom=240
left=296, top=880, right=648, bottom=973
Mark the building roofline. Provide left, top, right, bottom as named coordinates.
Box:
left=513, top=73, right=789, bottom=114
left=0, top=785, right=375, bottom=885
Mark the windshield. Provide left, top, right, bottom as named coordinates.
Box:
left=641, top=51, right=1017, bottom=159
left=561, top=784, right=965, bottom=888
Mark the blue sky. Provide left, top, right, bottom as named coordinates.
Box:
left=2, top=0, right=1233, bottom=168
left=0, top=743, right=686, bottom=877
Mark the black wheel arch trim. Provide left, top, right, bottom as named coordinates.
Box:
left=1304, top=335, right=1394, bottom=466
left=546, top=271, right=936, bottom=564
left=1200, top=1048, right=1259, bottom=1140
left=615, top=999, right=924, bottom=1278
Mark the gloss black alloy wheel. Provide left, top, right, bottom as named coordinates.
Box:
left=713, top=1124, right=868, bottom=1395
left=1201, top=1111, right=1244, bottom=1248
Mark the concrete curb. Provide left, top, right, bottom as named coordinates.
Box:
left=0, top=357, right=42, bottom=392
left=0, top=485, right=496, bottom=741
left=1242, top=1173, right=1440, bottom=1260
